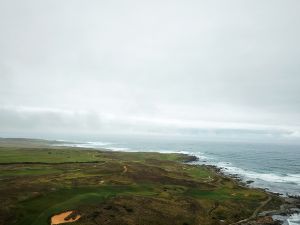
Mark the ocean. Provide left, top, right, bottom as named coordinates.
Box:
left=57, top=138, right=300, bottom=196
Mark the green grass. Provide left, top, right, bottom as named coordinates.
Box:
left=16, top=185, right=156, bottom=225
left=185, top=188, right=233, bottom=200
left=0, top=147, right=105, bottom=163
left=0, top=166, right=61, bottom=177
left=184, top=166, right=212, bottom=179
left=0, top=142, right=281, bottom=225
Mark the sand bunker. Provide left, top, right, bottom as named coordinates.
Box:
left=51, top=211, right=81, bottom=225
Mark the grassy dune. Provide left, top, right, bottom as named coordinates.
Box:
left=0, top=140, right=282, bottom=225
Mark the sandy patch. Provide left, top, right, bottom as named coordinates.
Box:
left=51, top=211, right=81, bottom=225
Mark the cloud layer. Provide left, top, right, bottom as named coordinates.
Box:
left=1, top=0, right=300, bottom=142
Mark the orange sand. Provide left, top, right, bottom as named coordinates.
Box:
left=51, top=211, right=81, bottom=225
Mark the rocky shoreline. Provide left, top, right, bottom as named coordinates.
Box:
left=192, top=160, right=300, bottom=225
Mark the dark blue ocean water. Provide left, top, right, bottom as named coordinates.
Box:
left=57, top=138, right=300, bottom=196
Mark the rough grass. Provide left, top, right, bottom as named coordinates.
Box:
left=17, top=185, right=155, bottom=225
left=0, top=143, right=282, bottom=225
left=0, top=147, right=105, bottom=163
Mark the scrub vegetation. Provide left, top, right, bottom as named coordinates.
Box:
left=0, top=139, right=282, bottom=225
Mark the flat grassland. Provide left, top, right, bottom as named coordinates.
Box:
left=0, top=139, right=282, bottom=225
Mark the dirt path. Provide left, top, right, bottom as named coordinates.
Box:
left=230, top=196, right=272, bottom=225
left=122, top=165, right=128, bottom=173
left=51, top=211, right=81, bottom=225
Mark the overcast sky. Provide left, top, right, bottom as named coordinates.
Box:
left=0, top=0, right=300, bottom=142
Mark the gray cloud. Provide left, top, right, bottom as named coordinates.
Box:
left=0, top=0, right=300, bottom=142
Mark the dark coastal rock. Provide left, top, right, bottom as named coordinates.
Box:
left=182, top=155, right=199, bottom=163
left=287, top=194, right=300, bottom=200
left=246, top=180, right=254, bottom=184
left=248, top=216, right=281, bottom=225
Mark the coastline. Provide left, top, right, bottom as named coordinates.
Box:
left=0, top=138, right=299, bottom=225
left=51, top=139, right=300, bottom=197
left=53, top=139, right=300, bottom=225
left=185, top=155, right=300, bottom=225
